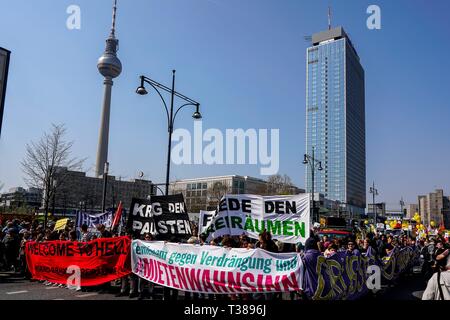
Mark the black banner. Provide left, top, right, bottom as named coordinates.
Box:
left=127, top=194, right=192, bottom=241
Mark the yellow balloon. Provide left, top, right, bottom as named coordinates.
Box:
left=430, top=221, right=436, bottom=227
left=364, top=220, right=369, bottom=225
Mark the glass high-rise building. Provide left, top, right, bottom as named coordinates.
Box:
left=305, top=27, right=366, bottom=216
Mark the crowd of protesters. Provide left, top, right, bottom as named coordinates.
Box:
left=1, top=214, right=449, bottom=300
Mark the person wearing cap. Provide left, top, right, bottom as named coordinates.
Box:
left=422, top=254, right=450, bottom=300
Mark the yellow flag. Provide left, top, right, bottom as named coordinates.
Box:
left=54, top=218, right=69, bottom=231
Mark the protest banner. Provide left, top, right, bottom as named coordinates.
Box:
left=54, top=218, right=69, bottom=231
left=127, top=194, right=192, bottom=240
left=198, top=210, right=216, bottom=236
left=302, top=246, right=419, bottom=300
left=201, top=194, right=310, bottom=244
left=131, top=240, right=303, bottom=294
left=26, top=236, right=131, bottom=286
left=76, top=211, right=114, bottom=231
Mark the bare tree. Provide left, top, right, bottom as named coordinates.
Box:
left=206, top=181, right=231, bottom=210
left=266, top=174, right=296, bottom=195
left=21, top=124, right=85, bottom=225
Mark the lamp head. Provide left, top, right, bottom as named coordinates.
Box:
left=136, top=86, right=148, bottom=95
left=318, top=162, right=323, bottom=171
left=192, top=104, right=202, bottom=120
left=302, top=155, right=308, bottom=165
left=136, top=76, right=148, bottom=95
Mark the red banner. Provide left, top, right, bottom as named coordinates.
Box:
left=26, top=236, right=131, bottom=286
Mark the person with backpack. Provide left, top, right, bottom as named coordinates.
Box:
left=422, top=252, right=450, bottom=300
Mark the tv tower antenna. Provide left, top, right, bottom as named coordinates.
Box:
left=328, top=6, right=332, bottom=30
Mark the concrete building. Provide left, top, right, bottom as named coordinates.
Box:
left=170, top=175, right=304, bottom=213
left=305, top=26, right=366, bottom=217
left=367, top=203, right=386, bottom=218
left=418, top=189, right=449, bottom=226
left=405, top=204, right=419, bottom=219
left=51, top=167, right=155, bottom=214
left=0, top=187, right=43, bottom=211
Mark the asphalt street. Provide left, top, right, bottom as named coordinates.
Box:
left=0, top=272, right=131, bottom=300
left=0, top=271, right=426, bottom=301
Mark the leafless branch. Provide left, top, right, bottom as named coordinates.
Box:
left=21, top=124, right=86, bottom=212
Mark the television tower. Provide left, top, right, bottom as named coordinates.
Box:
left=95, top=0, right=122, bottom=177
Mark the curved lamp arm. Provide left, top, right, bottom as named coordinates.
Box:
left=173, top=103, right=198, bottom=123
left=155, top=185, right=165, bottom=195
left=143, top=80, right=170, bottom=128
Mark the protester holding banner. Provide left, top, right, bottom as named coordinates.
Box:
left=2, top=192, right=448, bottom=301
left=137, top=233, right=156, bottom=300
left=26, top=235, right=132, bottom=287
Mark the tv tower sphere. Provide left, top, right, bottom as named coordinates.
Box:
left=97, top=37, right=122, bottom=78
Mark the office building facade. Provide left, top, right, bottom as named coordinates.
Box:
left=0, top=47, right=11, bottom=138
left=306, top=27, right=366, bottom=216
left=0, top=187, right=43, bottom=211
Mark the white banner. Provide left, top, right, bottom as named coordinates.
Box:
left=200, top=194, right=310, bottom=244
left=131, top=240, right=303, bottom=294
left=198, top=210, right=216, bottom=236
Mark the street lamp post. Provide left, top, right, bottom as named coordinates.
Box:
left=102, top=162, right=109, bottom=213
left=303, top=146, right=323, bottom=224
left=369, top=182, right=379, bottom=230
left=136, top=70, right=202, bottom=196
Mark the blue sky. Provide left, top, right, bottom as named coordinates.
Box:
left=0, top=0, right=449, bottom=209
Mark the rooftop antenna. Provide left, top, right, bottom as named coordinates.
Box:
left=328, top=6, right=332, bottom=30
